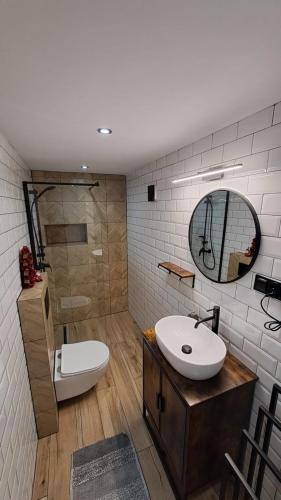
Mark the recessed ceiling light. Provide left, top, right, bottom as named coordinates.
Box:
left=97, top=127, right=112, bottom=135
left=80, top=164, right=89, bottom=170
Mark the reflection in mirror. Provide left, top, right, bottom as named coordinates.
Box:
left=189, top=190, right=261, bottom=283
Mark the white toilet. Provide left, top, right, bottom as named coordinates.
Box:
left=54, top=340, right=109, bottom=402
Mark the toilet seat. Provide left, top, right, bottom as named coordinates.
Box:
left=60, top=340, right=109, bottom=377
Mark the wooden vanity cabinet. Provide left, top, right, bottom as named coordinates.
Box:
left=143, top=340, right=161, bottom=428
left=143, top=335, right=258, bottom=499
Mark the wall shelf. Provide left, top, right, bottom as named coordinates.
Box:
left=158, top=262, right=195, bottom=287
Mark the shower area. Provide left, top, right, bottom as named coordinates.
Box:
left=190, top=191, right=226, bottom=281
left=23, top=171, right=127, bottom=346
left=190, top=190, right=256, bottom=282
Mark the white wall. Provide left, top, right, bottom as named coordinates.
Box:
left=127, top=102, right=281, bottom=499
left=0, top=133, right=37, bottom=499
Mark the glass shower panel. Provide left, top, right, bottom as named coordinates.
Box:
left=37, top=183, right=109, bottom=330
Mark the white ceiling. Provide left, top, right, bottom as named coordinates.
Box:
left=0, top=1, right=281, bottom=174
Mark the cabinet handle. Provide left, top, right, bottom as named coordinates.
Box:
left=156, top=392, right=161, bottom=409
left=156, top=393, right=165, bottom=412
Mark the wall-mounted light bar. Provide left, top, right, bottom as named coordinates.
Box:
left=172, top=163, right=243, bottom=184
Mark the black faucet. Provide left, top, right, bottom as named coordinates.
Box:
left=194, top=306, right=220, bottom=334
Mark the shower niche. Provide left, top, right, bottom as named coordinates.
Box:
left=45, top=224, right=88, bottom=246
left=188, top=189, right=261, bottom=283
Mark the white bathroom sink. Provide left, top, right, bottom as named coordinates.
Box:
left=155, top=315, right=226, bottom=380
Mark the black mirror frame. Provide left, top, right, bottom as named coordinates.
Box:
left=188, top=189, right=261, bottom=284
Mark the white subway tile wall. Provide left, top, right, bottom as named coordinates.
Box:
left=127, top=101, right=281, bottom=499
left=0, top=132, right=37, bottom=499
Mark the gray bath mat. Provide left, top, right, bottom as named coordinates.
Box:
left=71, top=433, right=150, bottom=499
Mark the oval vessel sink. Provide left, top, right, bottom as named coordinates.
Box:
left=155, top=315, right=226, bottom=380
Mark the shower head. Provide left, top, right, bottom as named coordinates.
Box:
left=35, top=186, right=56, bottom=200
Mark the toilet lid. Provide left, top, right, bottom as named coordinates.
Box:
left=61, top=341, right=109, bottom=376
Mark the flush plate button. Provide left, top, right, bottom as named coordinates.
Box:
left=182, top=345, right=192, bottom=354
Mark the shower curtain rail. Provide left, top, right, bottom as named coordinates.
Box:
left=23, top=181, right=100, bottom=187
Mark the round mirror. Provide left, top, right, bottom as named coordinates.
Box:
left=189, top=189, right=261, bottom=283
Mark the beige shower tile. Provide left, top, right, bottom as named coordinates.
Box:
left=110, top=295, right=128, bottom=314
left=72, top=297, right=92, bottom=321
left=99, top=298, right=111, bottom=316
left=31, top=376, right=57, bottom=413
left=50, top=298, right=59, bottom=325
left=87, top=202, right=107, bottom=223
left=67, top=244, right=89, bottom=265
left=43, top=171, right=61, bottom=180
left=24, top=339, right=50, bottom=378
left=88, top=180, right=106, bottom=201
left=32, top=170, right=61, bottom=182
left=110, top=279, right=128, bottom=298
left=109, top=262, right=127, bottom=280
left=108, top=242, right=127, bottom=262
left=107, top=202, right=126, bottom=222
left=70, top=283, right=94, bottom=297
left=31, top=170, right=44, bottom=181
left=61, top=182, right=106, bottom=202
left=45, top=246, right=68, bottom=267
left=54, top=288, right=74, bottom=323
left=46, top=267, right=55, bottom=288
left=71, top=297, right=110, bottom=321
left=61, top=184, right=92, bottom=202
left=91, top=298, right=110, bottom=316
left=87, top=223, right=107, bottom=244
left=94, top=281, right=110, bottom=299
left=53, top=267, right=71, bottom=288
left=91, top=263, right=110, bottom=282
left=92, top=173, right=106, bottom=181
left=18, top=300, right=45, bottom=342
left=62, top=202, right=88, bottom=223
left=71, top=303, right=93, bottom=322
left=39, top=202, right=64, bottom=224
left=68, top=264, right=93, bottom=285
left=60, top=172, right=93, bottom=182
left=105, top=174, right=126, bottom=181
left=54, top=286, right=71, bottom=299
left=58, top=308, right=74, bottom=324
left=91, top=298, right=110, bottom=318
left=107, top=222, right=127, bottom=243
left=54, top=324, right=64, bottom=348
left=106, top=179, right=126, bottom=201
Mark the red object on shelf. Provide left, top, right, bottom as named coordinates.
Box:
left=245, top=237, right=257, bottom=257
left=19, top=246, right=42, bottom=288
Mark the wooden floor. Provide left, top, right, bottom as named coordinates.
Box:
left=32, top=311, right=219, bottom=500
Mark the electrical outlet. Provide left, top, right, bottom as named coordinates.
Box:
left=254, top=275, right=281, bottom=300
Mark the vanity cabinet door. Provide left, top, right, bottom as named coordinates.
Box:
left=160, top=373, right=186, bottom=480
left=143, top=343, right=161, bottom=429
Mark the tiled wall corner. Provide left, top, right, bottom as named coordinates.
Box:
left=127, top=101, right=281, bottom=499
left=0, top=132, right=37, bottom=499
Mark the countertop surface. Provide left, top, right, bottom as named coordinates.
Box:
left=143, top=328, right=258, bottom=407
